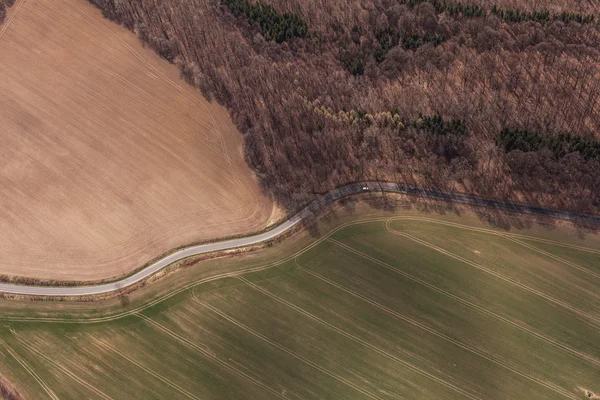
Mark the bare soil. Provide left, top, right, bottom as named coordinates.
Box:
left=0, top=0, right=274, bottom=280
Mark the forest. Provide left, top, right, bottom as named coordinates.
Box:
left=497, top=128, right=600, bottom=161
left=221, top=0, right=307, bottom=43
left=0, top=0, right=15, bottom=23
left=65, top=0, right=600, bottom=215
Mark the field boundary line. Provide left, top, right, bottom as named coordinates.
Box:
left=89, top=335, right=201, bottom=400
left=295, top=261, right=579, bottom=399
left=13, top=335, right=113, bottom=400
left=3, top=342, right=59, bottom=400
left=405, top=216, right=600, bottom=279
left=192, top=295, right=384, bottom=400
left=384, top=216, right=600, bottom=279
left=385, top=216, right=600, bottom=255
left=503, top=236, right=600, bottom=280
left=386, top=226, right=600, bottom=326
left=327, top=237, right=600, bottom=366
left=506, top=234, right=600, bottom=254
left=136, top=313, right=286, bottom=399
left=238, top=276, right=483, bottom=400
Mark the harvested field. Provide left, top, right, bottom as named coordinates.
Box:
left=0, top=207, right=598, bottom=399
left=0, top=0, right=274, bottom=281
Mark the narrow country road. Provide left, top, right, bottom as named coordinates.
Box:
left=1, top=182, right=598, bottom=296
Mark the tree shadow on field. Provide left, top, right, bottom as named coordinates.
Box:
left=301, top=213, right=321, bottom=238
left=411, top=196, right=460, bottom=217
left=298, top=188, right=600, bottom=242
left=473, top=204, right=599, bottom=237
left=115, top=283, right=131, bottom=308
left=365, top=191, right=399, bottom=213
left=473, top=207, right=535, bottom=232
left=119, top=294, right=131, bottom=308
left=571, top=219, right=599, bottom=238
left=301, top=195, right=361, bottom=239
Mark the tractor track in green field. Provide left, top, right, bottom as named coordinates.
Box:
left=2, top=216, right=599, bottom=380
left=294, top=260, right=578, bottom=399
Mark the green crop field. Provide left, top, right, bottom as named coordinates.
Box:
left=0, top=209, right=599, bottom=399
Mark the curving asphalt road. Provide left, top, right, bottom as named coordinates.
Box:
left=1, top=182, right=598, bottom=296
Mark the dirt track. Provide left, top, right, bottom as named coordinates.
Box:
left=0, top=0, right=274, bottom=280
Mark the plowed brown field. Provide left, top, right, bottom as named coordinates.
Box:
left=0, top=0, right=275, bottom=281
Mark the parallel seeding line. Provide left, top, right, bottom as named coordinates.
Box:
left=392, top=217, right=600, bottom=281
left=238, top=276, right=483, bottom=400
left=14, top=336, right=113, bottom=400
left=3, top=343, right=59, bottom=400
left=296, top=262, right=579, bottom=400
left=386, top=216, right=600, bottom=255
left=90, top=336, right=201, bottom=400
left=327, top=238, right=600, bottom=366
left=193, top=297, right=383, bottom=400
left=503, top=236, right=600, bottom=280
left=136, top=313, right=286, bottom=399
left=388, top=229, right=600, bottom=326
